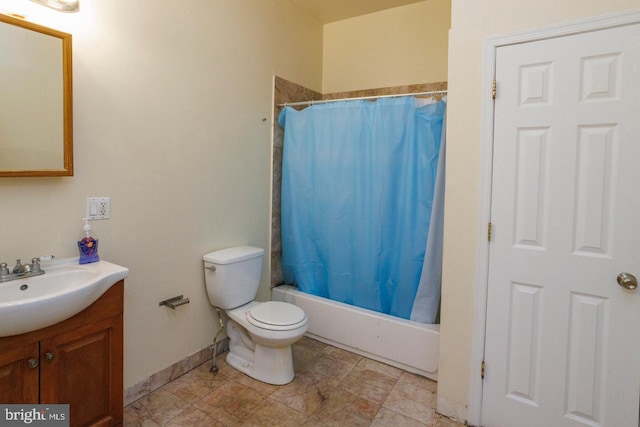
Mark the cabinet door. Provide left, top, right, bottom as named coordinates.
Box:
left=0, top=342, right=39, bottom=403
left=40, top=315, right=123, bottom=427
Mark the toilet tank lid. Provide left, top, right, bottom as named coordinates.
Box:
left=203, top=246, right=264, bottom=264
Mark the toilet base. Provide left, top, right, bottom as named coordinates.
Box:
left=226, top=343, right=295, bottom=385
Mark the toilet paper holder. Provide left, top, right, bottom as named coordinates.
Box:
left=159, top=295, right=190, bottom=310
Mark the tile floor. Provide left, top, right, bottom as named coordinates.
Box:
left=124, top=337, right=465, bottom=426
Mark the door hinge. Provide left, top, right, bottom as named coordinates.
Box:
left=492, top=80, right=497, bottom=99
left=487, top=222, right=493, bottom=241
left=481, top=360, right=486, bottom=379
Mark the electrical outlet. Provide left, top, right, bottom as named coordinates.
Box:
left=86, top=197, right=110, bottom=220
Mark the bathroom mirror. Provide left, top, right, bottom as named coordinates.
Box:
left=0, top=13, right=72, bottom=177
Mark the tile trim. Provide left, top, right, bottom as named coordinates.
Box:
left=123, top=338, right=229, bottom=406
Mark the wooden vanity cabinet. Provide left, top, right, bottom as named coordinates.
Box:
left=0, top=342, right=39, bottom=403
left=0, top=280, right=124, bottom=427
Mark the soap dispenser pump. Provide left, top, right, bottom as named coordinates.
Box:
left=78, top=218, right=99, bottom=264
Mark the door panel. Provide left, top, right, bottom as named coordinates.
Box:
left=0, top=343, right=39, bottom=404
left=482, top=22, right=640, bottom=427
left=40, top=318, right=117, bottom=427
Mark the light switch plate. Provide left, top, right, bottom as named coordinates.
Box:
left=86, top=197, right=110, bottom=220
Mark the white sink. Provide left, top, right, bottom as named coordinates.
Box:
left=0, top=258, right=129, bottom=337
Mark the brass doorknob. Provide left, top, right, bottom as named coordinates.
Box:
left=617, top=272, right=638, bottom=290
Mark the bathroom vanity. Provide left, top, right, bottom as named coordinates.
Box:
left=0, top=280, right=124, bottom=426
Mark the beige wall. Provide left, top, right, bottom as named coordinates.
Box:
left=441, top=0, right=640, bottom=421
left=0, top=0, right=322, bottom=389
left=322, top=1, right=450, bottom=93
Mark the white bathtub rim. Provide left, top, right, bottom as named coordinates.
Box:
left=272, top=284, right=439, bottom=380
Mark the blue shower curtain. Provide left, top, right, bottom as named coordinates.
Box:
left=278, top=96, right=446, bottom=323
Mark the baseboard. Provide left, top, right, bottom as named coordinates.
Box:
left=124, top=338, right=229, bottom=406
left=437, top=396, right=468, bottom=425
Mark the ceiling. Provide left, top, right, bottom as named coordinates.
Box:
left=291, top=0, right=424, bottom=24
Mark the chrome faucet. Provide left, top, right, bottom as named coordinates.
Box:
left=12, top=259, right=30, bottom=274
left=0, top=256, right=52, bottom=283
left=31, top=257, right=42, bottom=273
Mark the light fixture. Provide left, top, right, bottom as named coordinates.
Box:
left=29, top=0, right=79, bottom=13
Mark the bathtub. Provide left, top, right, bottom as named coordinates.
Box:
left=272, top=285, right=439, bottom=380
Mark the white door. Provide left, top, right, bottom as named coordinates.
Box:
left=482, top=23, right=640, bottom=427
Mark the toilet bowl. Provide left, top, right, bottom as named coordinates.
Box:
left=203, top=246, right=308, bottom=385
left=225, top=300, right=307, bottom=384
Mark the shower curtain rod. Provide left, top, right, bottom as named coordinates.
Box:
left=277, top=90, right=447, bottom=107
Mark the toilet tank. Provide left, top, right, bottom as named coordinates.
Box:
left=203, top=246, right=264, bottom=309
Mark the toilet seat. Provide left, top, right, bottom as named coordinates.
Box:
left=247, top=301, right=307, bottom=331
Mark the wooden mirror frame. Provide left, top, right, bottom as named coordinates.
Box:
left=0, top=13, right=72, bottom=177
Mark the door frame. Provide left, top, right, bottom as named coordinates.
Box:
left=468, top=8, right=640, bottom=426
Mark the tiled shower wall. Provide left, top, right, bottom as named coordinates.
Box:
left=270, top=77, right=447, bottom=286
left=271, top=77, right=322, bottom=286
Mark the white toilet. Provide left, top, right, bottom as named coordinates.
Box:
left=203, top=246, right=308, bottom=385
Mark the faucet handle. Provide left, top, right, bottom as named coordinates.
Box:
left=0, top=263, right=8, bottom=277
left=31, top=258, right=42, bottom=272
